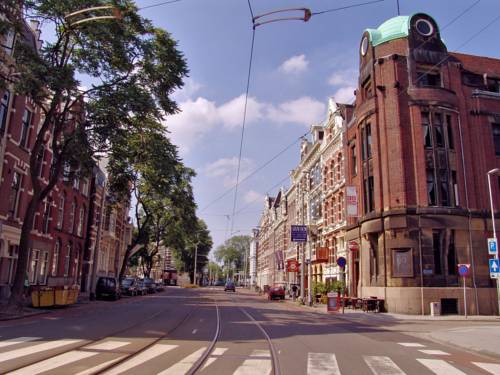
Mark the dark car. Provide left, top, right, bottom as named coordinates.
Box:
left=136, top=280, right=148, bottom=295
left=155, top=280, right=165, bottom=292
left=120, top=277, right=138, bottom=296
left=96, top=277, right=121, bottom=300
left=142, top=278, right=157, bottom=293
left=268, top=285, right=285, bottom=300
left=224, top=281, right=236, bottom=292
left=214, top=280, right=225, bottom=287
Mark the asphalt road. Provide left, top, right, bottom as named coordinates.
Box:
left=0, top=287, right=499, bottom=375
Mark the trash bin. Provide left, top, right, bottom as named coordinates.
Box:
left=430, top=301, right=441, bottom=316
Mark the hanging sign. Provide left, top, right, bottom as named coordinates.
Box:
left=346, top=186, right=358, bottom=217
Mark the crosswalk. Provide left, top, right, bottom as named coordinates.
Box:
left=0, top=336, right=499, bottom=374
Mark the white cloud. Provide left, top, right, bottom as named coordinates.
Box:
left=204, top=157, right=255, bottom=188
left=333, top=86, right=356, bottom=104
left=218, top=95, right=265, bottom=129
left=267, top=96, right=326, bottom=125
left=328, top=69, right=357, bottom=87
left=244, top=190, right=265, bottom=204
left=172, top=77, right=202, bottom=102
left=279, top=54, right=309, bottom=74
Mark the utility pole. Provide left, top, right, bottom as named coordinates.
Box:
left=300, top=178, right=305, bottom=304
left=487, top=168, right=500, bottom=316
left=193, top=241, right=199, bottom=286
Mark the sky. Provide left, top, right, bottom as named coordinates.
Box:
left=133, top=0, right=500, bottom=254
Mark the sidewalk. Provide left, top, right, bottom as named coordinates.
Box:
left=241, top=288, right=500, bottom=359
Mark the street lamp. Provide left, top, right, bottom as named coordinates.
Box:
left=487, top=168, right=500, bottom=315
left=65, top=6, right=123, bottom=27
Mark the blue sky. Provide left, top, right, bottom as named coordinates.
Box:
left=135, top=0, right=500, bottom=252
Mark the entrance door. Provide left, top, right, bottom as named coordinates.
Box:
left=354, top=260, right=360, bottom=297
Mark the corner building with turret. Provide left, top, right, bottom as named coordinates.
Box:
left=344, top=13, right=500, bottom=315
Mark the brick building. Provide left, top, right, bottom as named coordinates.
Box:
left=344, top=13, right=500, bottom=314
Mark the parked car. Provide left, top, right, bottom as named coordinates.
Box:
left=224, top=281, right=236, bottom=292
left=155, top=281, right=165, bottom=292
left=96, top=277, right=121, bottom=300
left=120, top=277, right=138, bottom=296
left=142, top=278, right=157, bottom=293
left=136, top=280, right=148, bottom=295
left=214, top=280, right=225, bottom=287
left=268, top=285, right=285, bottom=300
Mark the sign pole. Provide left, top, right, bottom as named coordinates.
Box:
left=463, top=275, right=467, bottom=319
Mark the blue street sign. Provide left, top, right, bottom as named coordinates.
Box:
left=488, top=238, right=498, bottom=255
left=337, top=256, right=346, bottom=268
left=291, top=225, right=307, bottom=242
left=457, top=264, right=470, bottom=277
left=489, top=259, right=500, bottom=278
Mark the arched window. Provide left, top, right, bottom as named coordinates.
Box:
left=339, top=192, right=344, bottom=221
left=73, top=246, right=80, bottom=279
left=337, top=153, right=342, bottom=181
left=69, top=200, right=76, bottom=233
left=52, top=240, right=60, bottom=276
left=57, top=193, right=65, bottom=229
left=0, top=90, right=10, bottom=132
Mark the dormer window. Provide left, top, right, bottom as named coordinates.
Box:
left=417, top=65, right=441, bottom=88
left=415, top=19, right=434, bottom=37
left=318, top=131, right=324, bottom=141
left=360, top=36, right=369, bottom=56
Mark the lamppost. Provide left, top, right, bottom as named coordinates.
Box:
left=193, top=240, right=199, bottom=286
left=487, top=168, right=500, bottom=315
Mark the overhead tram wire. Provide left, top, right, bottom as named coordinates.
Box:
left=200, top=132, right=308, bottom=213
left=312, top=0, right=385, bottom=16
left=138, top=0, right=183, bottom=11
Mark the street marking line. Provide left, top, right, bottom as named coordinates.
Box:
left=417, top=359, right=467, bottom=375
left=472, top=362, right=500, bottom=374
left=200, top=347, right=228, bottom=371
left=398, top=343, right=425, bottom=348
left=157, top=347, right=207, bottom=375
left=0, top=339, right=81, bottom=363
left=0, top=337, right=41, bottom=349
left=74, top=356, right=127, bottom=375
left=307, top=353, right=341, bottom=375
left=7, top=350, right=97, bottom=375
left=85, top=340, right=130, bottom=351
left=418, top=350, right=450, bottom=356
left=104, top=344, right=178, bottom=375
left=192, top=329, right=198, bottom=334
left=364, top=356, right=406, bottom=375
left=233, top=349, right=272, bottom=375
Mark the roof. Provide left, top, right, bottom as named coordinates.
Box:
left=450, top=52, right=500, bottom=77
left=365, top=14, right=440, bottom=47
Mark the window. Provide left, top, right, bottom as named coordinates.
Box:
left=351, top=144, right=357, bottom=176
left=452, top=171, right=459, bottom=206
left=447, top=230, right=456, bottom=275
left=73, top=171, right=80, bottom=190
left=427, top=169, right=437, bottom=206
left=38, top=252, right=49, bottom=284
left=369, top=233, right=378, bottom=278
left=20, top=109, right=32, bottom=147
left=57, top=194, right=65, bottom=229
left=0, top=90, right=10, bottom=132
left=417, top=66, right=441, bottom=87
left=36, top=145, right=45, bottom=178
left=8, top=172, right=21, bottom=216
left=433, top=230, right=443, bottom=275
left=392, top=248, right=414, bottom=277
left=361, top=125, right=372, bottom=161
left=493, top=123, right=500, bottom=156
left=42, top=199, right=51, bottom=234
left=446, top=115, right=454, bottom=150
left=2, top=28, right=16, bottom=55
left=109, top=211, right=116, bottom=234
left=422, top=112, right=432, bottom=148
left=433, top=113, right=444, bottom=147
left=52, top=241, right=60, bottom=276
left=69, top=201, right=76, bottom=233
left=439, top=170, right=449, bottom=207
left=82, top=178, right=89, bottom=196
left=364, top=176, right=375, bottom=214
left=361, top=77, right=373, bottom=99
left=77, top=206, right=85, bottom=236
left=64, top=244, right=71, bottom=277
left=30, top=249, right=40, bottom=284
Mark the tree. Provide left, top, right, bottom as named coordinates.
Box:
left=0, top=0, right=188, bottom=311
left=207, top=261, right=222, bottom=284
left=214, top=235, right=251, bottom=280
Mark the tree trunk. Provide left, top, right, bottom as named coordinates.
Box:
left=4, top=195, right=39, bottom=313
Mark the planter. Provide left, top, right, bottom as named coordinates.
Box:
left=31, top=285, right=80, bottom=307
left=31, top=288, right=55, bottom=307
left=320, top=295, right=328, bottom=304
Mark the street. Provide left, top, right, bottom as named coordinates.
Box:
left=0, top=287, right=499, bottom=375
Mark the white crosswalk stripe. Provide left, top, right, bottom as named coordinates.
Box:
left=233, top=349, right=272, bottom=375
left=307, top=352, right=341, bottom=375
left=398, top=342, right=426, bottom=348
left=7, top=350, right=98, bottom=375
left=0, top=337, right=41, bottom=349
left=473, top=362, right=500, bottom=374
left=200, top=347, right=228, bottom=371
left=418, top=350, right=450, bottom=356
left=417, top=359, right=467, bottom=375
left=364, top=356, right=406, bottom=375
left=0, top=339, right=81, bottom=363
left=74, top=356, right=128, bottom=375
left=157, top=347, right=206, bottom=375
left=85, top=340, right=130, bottom=351
left=103, top=343, right=177, bottom=375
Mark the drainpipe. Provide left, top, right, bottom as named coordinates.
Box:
left=419, top=215, right=424, bottom=315
left=437, top=106, right=479, bottom=315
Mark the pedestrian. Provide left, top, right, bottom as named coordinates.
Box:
left=291, top=284, right=298, bottom=301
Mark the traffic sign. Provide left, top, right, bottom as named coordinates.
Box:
left=291, top=225, right=307, bottom=242
left=488, top=238, right=498, bottom=255
left=457, top=264, right=470, bottom=277
left=489, top=259, right=500, bottom=278
left=337, top=256, right=346, bottom=268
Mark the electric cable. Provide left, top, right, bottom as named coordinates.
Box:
left=138, top=0, right=183, bottom=11
left=312, top=0, right=385, bottom=16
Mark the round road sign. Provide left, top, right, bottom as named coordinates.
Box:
left=458, top=264, right=470, bottom=277
left=337, top=256, right=346, bottom=268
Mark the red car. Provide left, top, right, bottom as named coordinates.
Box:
left=268, top=285, right=285, bottom=300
